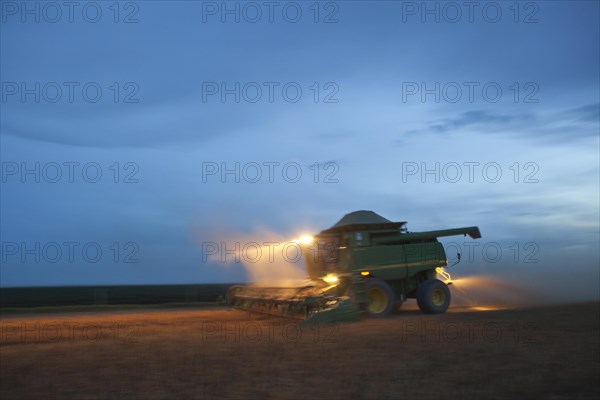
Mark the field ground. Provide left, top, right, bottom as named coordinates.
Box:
left=1, top=302, right=599, bottom=399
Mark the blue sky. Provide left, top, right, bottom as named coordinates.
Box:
left=1, top=1, right=598, bottom=298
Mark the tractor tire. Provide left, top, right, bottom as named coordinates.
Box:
left=417, top=279, right=451, bottom=314
left=365, top=279, right=395, bottom=317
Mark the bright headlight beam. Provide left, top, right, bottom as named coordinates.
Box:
left=293, top=235, right=314, bottom=245
left=299, top=235, right=313, bottom=244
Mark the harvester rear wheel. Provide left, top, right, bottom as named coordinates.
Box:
left=365, top=279, right=395, bottom=317
left=417, top=279, right=451, bottom=314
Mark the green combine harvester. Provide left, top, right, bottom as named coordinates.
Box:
left=226, top=210, right=481, bottom=324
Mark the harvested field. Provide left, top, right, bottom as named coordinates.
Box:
left=1, top=302, right=599, bottom=399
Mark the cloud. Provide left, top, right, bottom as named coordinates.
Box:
left=403, top=104, right=599, bottom=143
left=429, top=110, right=534, bottom=133
left=565, top=103, right=600, bottom=123
left=0, top=100, right=275, bottom=149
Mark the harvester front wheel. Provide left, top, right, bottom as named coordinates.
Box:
left=365, top=279, right=395, bottom=317
left=417, top=279, right=451, bottom=314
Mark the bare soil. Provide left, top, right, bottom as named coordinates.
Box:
left=1, top=302, right=599, bottom=399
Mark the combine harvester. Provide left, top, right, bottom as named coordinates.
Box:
left=226, top=211, right=481, bottom=324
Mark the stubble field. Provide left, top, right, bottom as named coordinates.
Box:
left=1, top=302, right=599, bottom=399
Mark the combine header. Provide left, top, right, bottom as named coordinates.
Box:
left=226, top=210, right=481, bottom=324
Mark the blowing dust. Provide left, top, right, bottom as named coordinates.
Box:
left=199, top=228, right=312, bottom=287
left=446, top=275, right=547, bottom=310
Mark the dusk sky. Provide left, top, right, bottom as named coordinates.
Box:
left=1, top=1, right=598, bottom=299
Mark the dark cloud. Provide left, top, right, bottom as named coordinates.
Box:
left=429, top=110, right=534, bottom=133
left=404, top=104, right=599, bottom=143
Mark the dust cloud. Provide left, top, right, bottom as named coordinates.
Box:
left=445, top=264, right=599, bottom=310
left=198, top=228, right=311, bottom=287
left=448, top=275, right=547, bottom=309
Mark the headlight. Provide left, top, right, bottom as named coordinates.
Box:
left=323, top=274, right=339, bottom=284
left=292, top=235, right=314, bottom=245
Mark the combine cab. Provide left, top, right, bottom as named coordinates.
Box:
left=227, top=210, right=481, bottom=323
